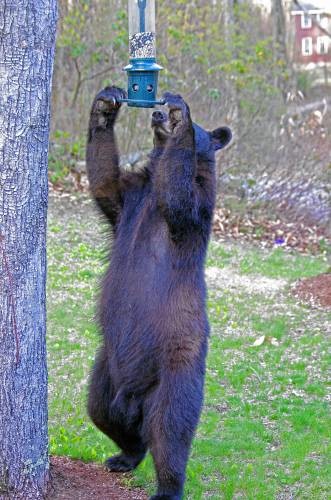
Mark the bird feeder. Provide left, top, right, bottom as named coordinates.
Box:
left=120, top=0, right=164, bottom=108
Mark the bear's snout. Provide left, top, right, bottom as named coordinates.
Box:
left=152, top=110, right=168, bottom=123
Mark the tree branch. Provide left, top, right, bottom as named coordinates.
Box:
left=71, top=62, right=115, bottom=107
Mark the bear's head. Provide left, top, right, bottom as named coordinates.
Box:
left=151, top=109, right=232, bottom=165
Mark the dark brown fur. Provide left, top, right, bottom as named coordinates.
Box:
left=86, top=87, right=231, bottom=500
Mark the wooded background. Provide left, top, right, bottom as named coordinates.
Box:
left=51, top=0, right=330, bottom=228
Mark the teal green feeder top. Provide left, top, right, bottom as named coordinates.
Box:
left=120, top=0, right=164, bottom=108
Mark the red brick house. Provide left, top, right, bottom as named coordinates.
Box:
left=291, top=3, right=331, bottom=66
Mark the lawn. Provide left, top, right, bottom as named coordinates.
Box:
left=47, top=192, right=330, bottom=499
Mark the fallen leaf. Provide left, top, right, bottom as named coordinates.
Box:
left=252, top=335, right=266, bottom=347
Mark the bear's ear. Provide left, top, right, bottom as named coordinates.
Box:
left=210, top=127, right=232, bottom=151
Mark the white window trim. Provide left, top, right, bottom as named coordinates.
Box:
left=292, top=10, right=323, bottom=16
left=302, top=37, right=313, bottom=56
left=317, top=36, right=329, bottom=55
left=301, top=13, right=312, bottom=29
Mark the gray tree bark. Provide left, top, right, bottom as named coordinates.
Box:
left=0, top=1, right=57, bottom=498
left=271, top=0, right=292, bottom=99
left=223, top=0, right=241, bottom=162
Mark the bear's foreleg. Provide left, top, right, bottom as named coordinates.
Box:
left=153, top=93, right=199, bottom=240
left=86, top=86, right=126, bottom=226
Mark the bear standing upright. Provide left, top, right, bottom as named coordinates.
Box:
left=86, top=86, right=231, bottom=500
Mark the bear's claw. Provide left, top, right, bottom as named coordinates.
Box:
left=94, top=86, right=127, bottom=114
left=162, top=92, right=190, bottom=133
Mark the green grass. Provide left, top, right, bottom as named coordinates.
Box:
left=239, top=247, right=328, bottom=280
left=47, top=196, right=331, bottom=499
left=207, top=242, right=329, bottom=280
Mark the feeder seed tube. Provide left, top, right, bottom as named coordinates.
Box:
left=128, top=0, right=156, bottom=59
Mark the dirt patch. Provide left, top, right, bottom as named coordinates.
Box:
left=293, top=273, right=331, bottom=308
left=206, top=266, right=287, bottom=295
left=47, top=456, right=147, bottom=500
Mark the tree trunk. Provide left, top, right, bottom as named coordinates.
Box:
left=223, top=0, right=241, bottom=165
left=271, top=0, right=291, bottom=100
left=0, top=2, right=57, bottom=498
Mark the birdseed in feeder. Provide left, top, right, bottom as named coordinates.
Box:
left=129, top=31, right=156, bottom=58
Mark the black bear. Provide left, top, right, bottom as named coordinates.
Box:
left=86, top=86, right=231, bottom=499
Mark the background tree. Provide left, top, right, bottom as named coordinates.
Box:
left=50, top=0, right=330, bottom=230
left=272, top=0, right=291, bottom=99
left=0, top=1, right=57, bottom=498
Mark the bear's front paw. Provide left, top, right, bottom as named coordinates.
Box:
left=93, top=86, right=127, bottom=115
left=163, top=92, right=191, bottom=134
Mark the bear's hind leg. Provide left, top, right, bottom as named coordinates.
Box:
left=88, top=350, right=146, bottom=472
left=104, top=423, right=146, bottom=473
left=147, top=372, right=204, bottom=500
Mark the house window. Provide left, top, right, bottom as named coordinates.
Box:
left=317, top=14, right=329, bottom=30
left=320, top=16, right=329, bottom=31
left=301, top=13, right=312, bottom=29
left=317, top=36, right=329, bottom=55
left=302, top=37, right=313, bottom=56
